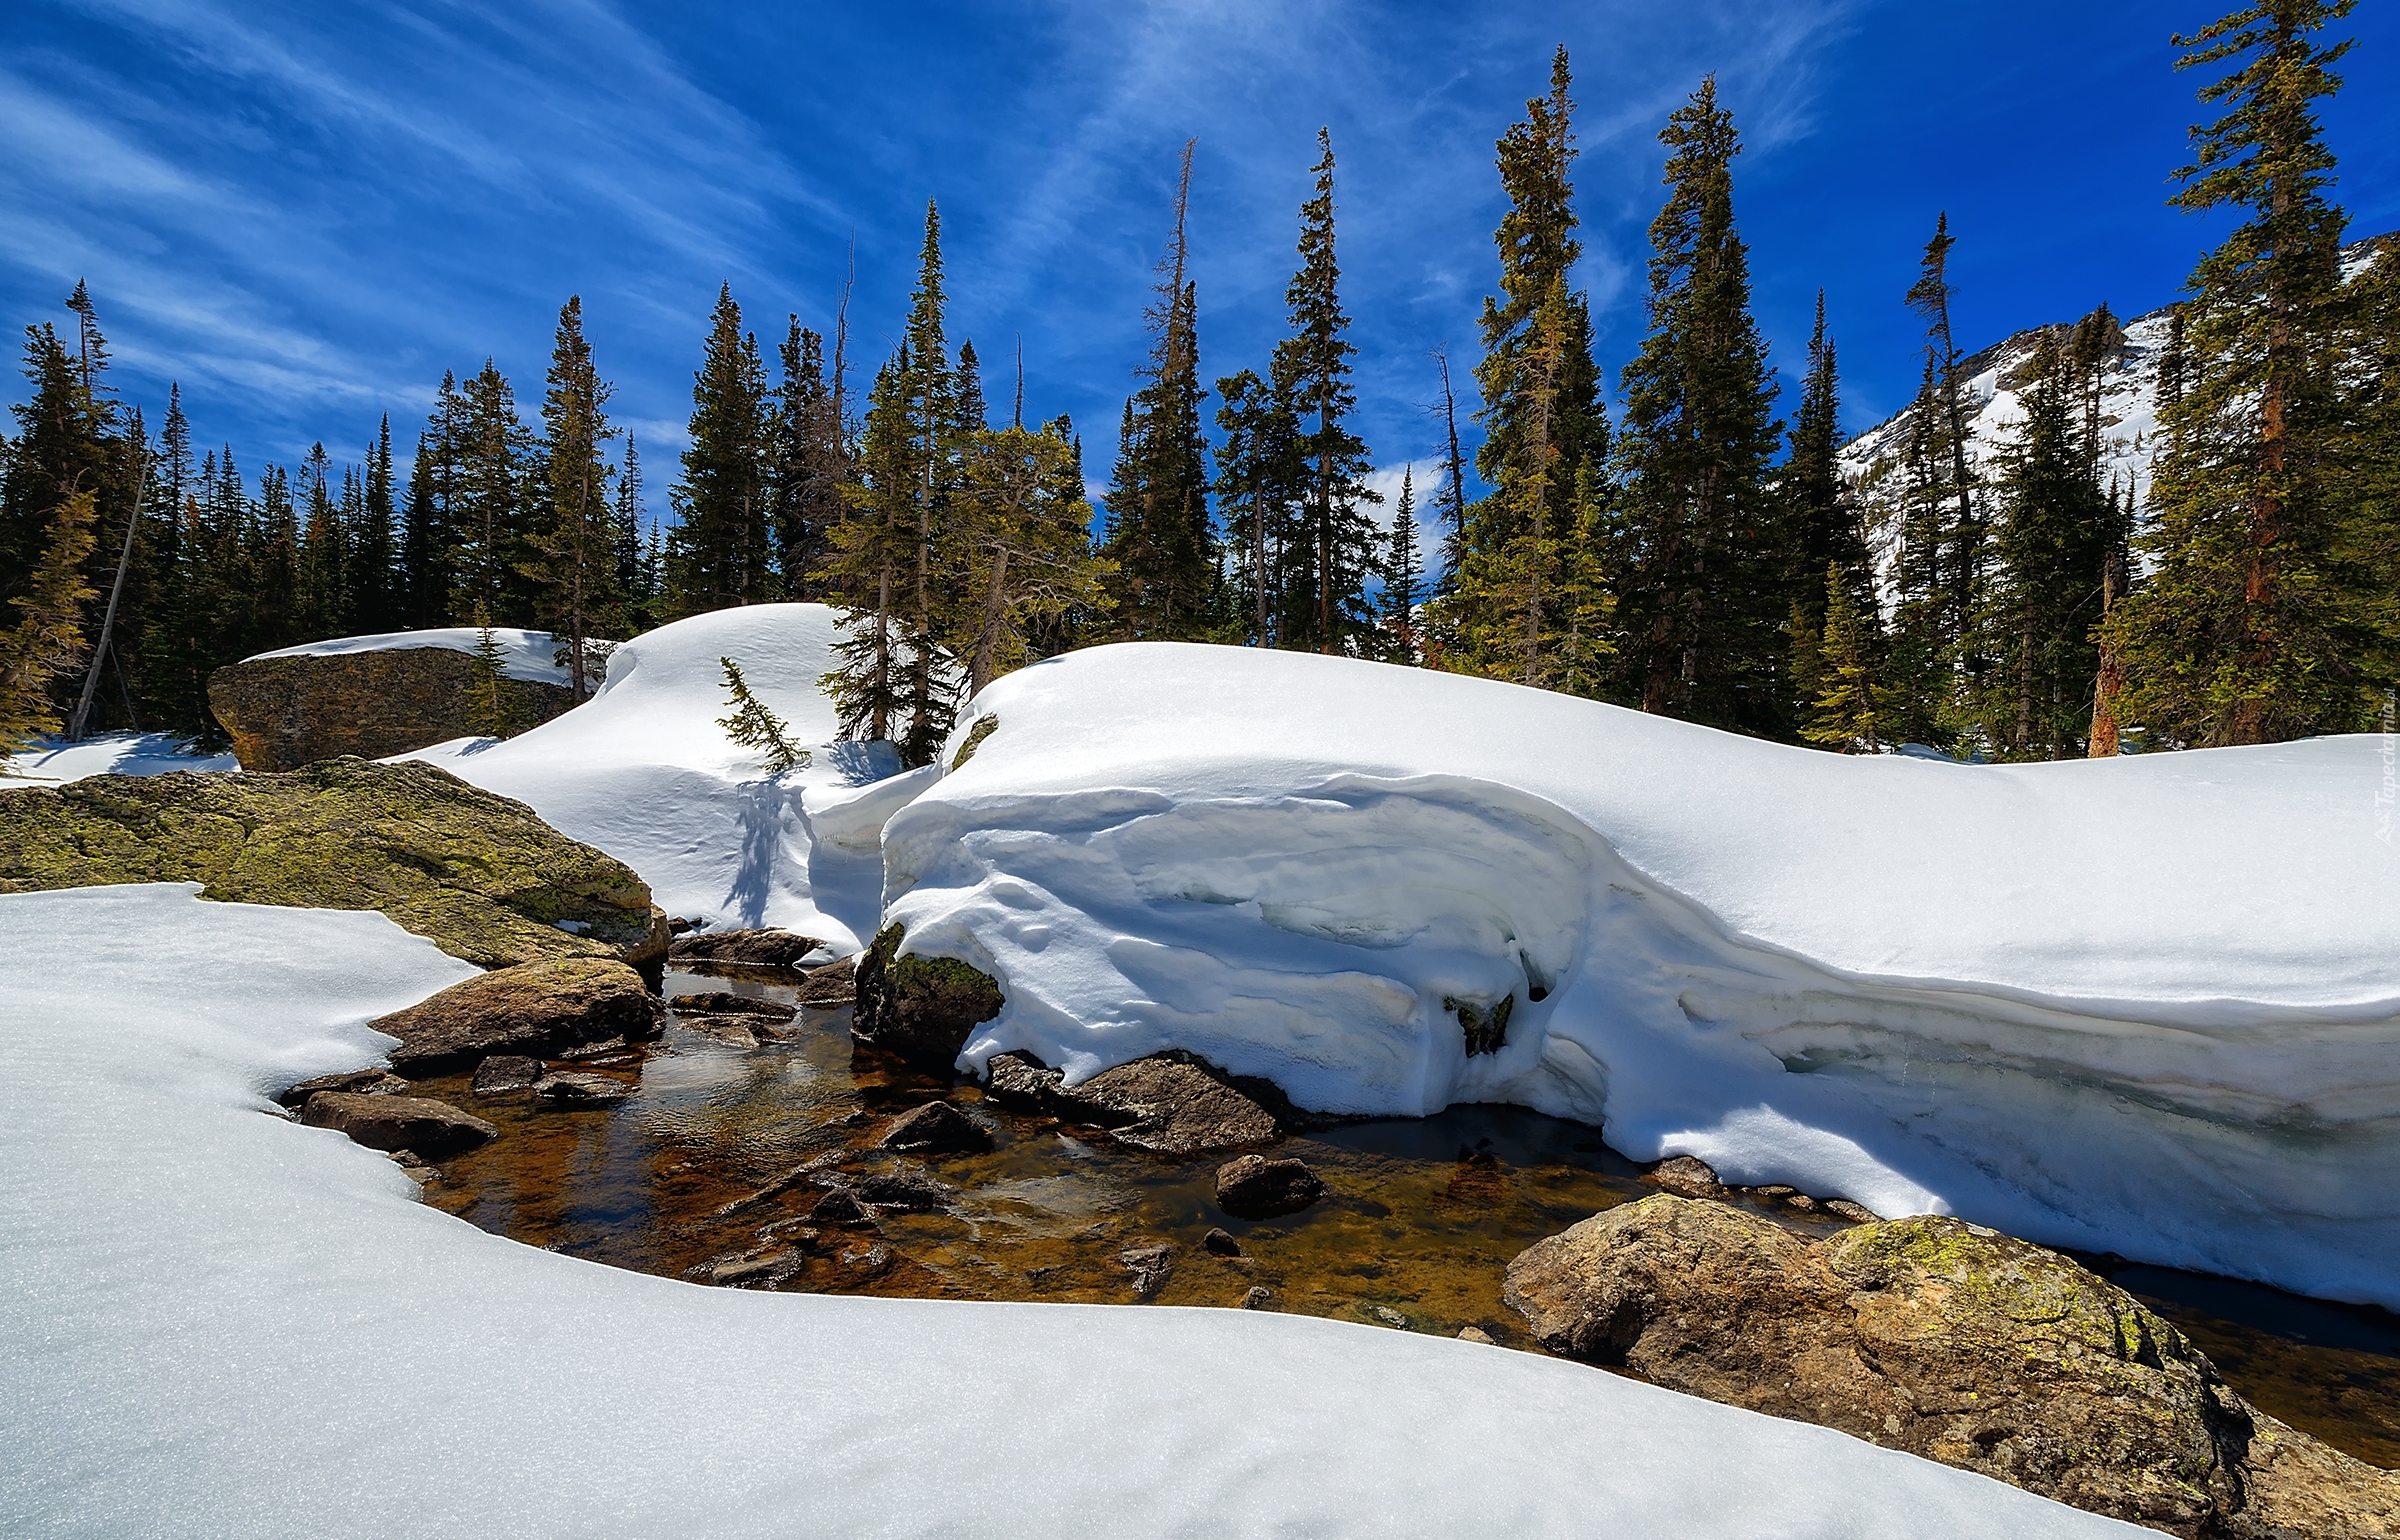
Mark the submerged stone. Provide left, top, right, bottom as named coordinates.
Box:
left=1215, top=1154, right=1327, bottom=1218
left=878, top=1100, right=993, bottom=1156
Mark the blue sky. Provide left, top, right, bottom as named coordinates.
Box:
left=3, top=0, right=2395, bottom=524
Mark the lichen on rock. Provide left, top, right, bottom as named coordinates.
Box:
left=850, top=923, right=1004, bottom=1069
left=1502, top=1195, right=2400, bottom=1538
left=0, top=758, right=667, bottom=973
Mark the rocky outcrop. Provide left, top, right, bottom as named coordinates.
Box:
left=878, top=1101, right=992, bottom=1156
left=302, top=1092, right=498, bottom=1158
left=0, top=758, right=668, bottom=973
left=208, top=648, right=574, bottom=771
left=983, top=1048, right=1286, bottom=1155
left=1215, top=1154, right=1327, bottom=1217
left=1503, top=1195, right=2400, bottom=1539
left=850, top=925, right=1003, bottom=1068
left=668, top=929, right=825, bottom=968
left=370, top=957, right=661, bottom=1075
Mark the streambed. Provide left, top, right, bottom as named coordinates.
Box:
left=403, top=967, right=2400, bottom=1469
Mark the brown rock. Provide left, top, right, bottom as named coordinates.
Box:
left=810, top=1189, right=870, bottom=1225
left=822, top=1166, right=954, bottom=1214
left=982, top=1050, right=1062, bottom=1110
left=669, top=991, right=798, bottom=1021
left=278, top=1068, right=409, bottom=1109
left=1215, top=1154, right=1327, bottom=1218
left=1457, top=1326, right=1498, bottom=1346
left=669, top=929, right=825, bottom=968
left=1203, top=1227, right=1244, bottom=1258
left=1239, top=1285, right=1274, bottom=1310
left=469, top=1056, right=543, bottom=1094
left=794, top=956, right=857, bottom=1007
left=1825, top=1199, right=1879, bottom=1224
left=1118, top=1243, right=1174, bottom=1299
left=1502, top=1195, right=2400, bottom=1538
left=207, top=646, right=578, bottom=772
left=1054, top=1054, right=1284, bottom=1155
left=1647, top=1154, right=1720, bottom=1197
left=530, top=1071, right=632, bottom=1107
left=878, top=1101, right=993, bottom=1156
left=372, top=957, right=660, bottom=1075
left=850, top=924, right=1004, bottom=1069
left=302, top=1091, right=497, bottom=1159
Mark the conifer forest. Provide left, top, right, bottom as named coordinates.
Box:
left=4, top=2, right=2395, bottom=766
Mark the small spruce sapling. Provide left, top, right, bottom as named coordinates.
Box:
left=717, top=656, right=808, bottom=774
left=464, top=604, right=522, bottom=739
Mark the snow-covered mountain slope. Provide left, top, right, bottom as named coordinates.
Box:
left=397, top=603, right=904, bottom=949
left=247, top=625, right=592, bottom=685
left=1835, top=232, right=2391, bottom=527
left=886, top=643, right=2400, bottom=1308
left=0, top=883, right=2134, bottom=1540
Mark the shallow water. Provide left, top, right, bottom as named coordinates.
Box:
left=408, top=967, right=2400, bottom=1467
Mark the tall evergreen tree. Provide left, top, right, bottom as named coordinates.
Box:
left=400, top=372, right=461, bottom=628
left=0, top=487, right=98, bottom=750
left=523, top=295, right=622, bottom=697
left=1784, top=293, right=1873, bottom=631
left=1103, top=141, right=1216, bottom=640
left=1212, top=366, right=1301, bottom=648
left=823, top=349, right=920, bottom=745
left=667, top=284, right=772, bottom=616
left=252, top=463, right=299, bottom=652
left=1381, top=468, right=1423, bottom=663
left=296, top=441, right=346, bottom=639
left=449, top=360, right=530, bottom=624
left=1608, top=76, right=1786, bottom=730
left=1272, top=130, right=1382, bottom=655
left=2104, top=0, right=2368, bottom=744
left=614, top=434, right=655, bottom=632
left=351, top=417, right=400, bottom=632
left=771, top=320, right=846, bottom=600
left=951, top=424, right=1112, bottom=697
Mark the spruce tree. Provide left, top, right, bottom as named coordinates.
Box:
left=0, top=487, right=98, bottom=751
left=771, top=320, right=845, bottom=601
left=952, top=425, right=1112, bottom=696
left=1907, top=214, right=1985, bottom=658
left=1609, top=77, right=1786, bottom=730
left=297, top=441, right=346, bottom=639
left=400, top=372, right=461, bottom=628
left=523, top=295, right=622, bottom=698
left=717, top=655, right=807, bottom=773
left=1273, top=130, right=1382, bottom=655
left=352, top=417, right=400, bottom=632
left=2105, top=0, right=2368, bottom=744
left=1212, top=366, right=1301, bottom=648
left=1801, top=563, right=1884, bottom=753
left=251, top=463, right=300, bottom=652
left=463, top=602, right=520, bottom=738
left=822, top=349, right=919, bottom=744
left=614, top=434, right=654, bottom=632
left=667, top=284, right=772, bottom=616
left=450, top=360, right=530, bottom=624
left=1103, top=141, right=1215, bottom=640
left=1784, top=294, right=1873, bottom=633
left=1380, top=468, right=1422, bottom=663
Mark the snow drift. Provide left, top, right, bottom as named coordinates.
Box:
left=399, top=604, right=902, bottom=949
left=248, top=624, right=588, bottom=685
left=885, top=644, right=2400, bottom=1308
left=0, top=883, right=2130, bottom=1539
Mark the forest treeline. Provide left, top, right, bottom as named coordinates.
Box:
left=3, top=0, right=2395, bottom=763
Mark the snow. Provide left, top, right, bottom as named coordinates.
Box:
left=885, top=643, right=2400, bottom=1308
left=246, top=626, right=590, bottom=685
left=397, top=604, right=900, bottom=949
left=0, top=730, right=237, bottom=784
left=0, top=881, right=2137, bottom=1538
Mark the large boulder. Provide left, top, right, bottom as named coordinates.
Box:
left=0, top=758, right=668, bottom=973
left=208, top=648, right=574, bottom=771
left=850, top=925, right=1003, bottom=1068
left=983, top=1048, right=1285, bottom=1156
left=1503, top=1195, right=2400, bottom=1539
left=370, top=957, right=661, bottom=1075
left=302, top=1092, right=497, bottom=1159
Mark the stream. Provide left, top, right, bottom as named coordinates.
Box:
left=402, top=966, right=2400, bottom=1470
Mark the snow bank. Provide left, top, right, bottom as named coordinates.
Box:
left=0, top=883, right=2132, bottom=1539
left=247, top=626, right=587, bottom=685
left=1, top=731, right=237, bottom=784
left=886, top=645, right=2400, bottom=1308
left=398, top=604, right=899, bottom=948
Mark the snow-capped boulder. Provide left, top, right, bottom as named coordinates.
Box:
left=884, top=642, right=2400, bottom=1308
left=212, top=628, right=585, bottom=770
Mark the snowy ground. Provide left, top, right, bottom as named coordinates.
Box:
left=0, top=883, right=2137, bottom=1539
left=0, top=731, right=237, bottom=784
left=397, top=604, right=906, bottom=949
left=886, top=643, right=2400, bottom=1309
left=247, top=625, right=591, bottom=685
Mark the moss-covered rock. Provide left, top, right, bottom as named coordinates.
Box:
left=209, top=649, right=576, bottom=771
left=851, top=923, right=1004, bottom=1069
left=1503, top=1195, right=2400, bottom=1538
left=0, top=758, right=667, bottom=973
